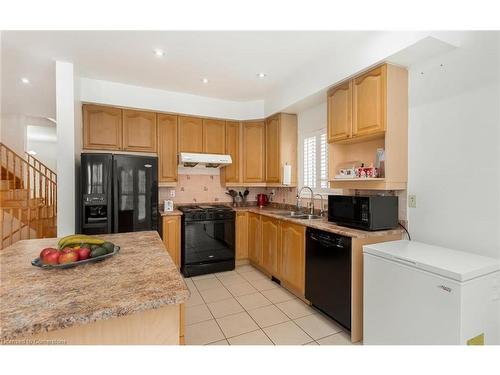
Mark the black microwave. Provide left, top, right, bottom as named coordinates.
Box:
left=328, top=195, right=398, bottom=231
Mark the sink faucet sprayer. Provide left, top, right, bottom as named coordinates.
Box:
left=296, top=186, right=315, bottom=215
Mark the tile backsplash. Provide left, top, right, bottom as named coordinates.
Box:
left=158, top=174, right=407, bottom=221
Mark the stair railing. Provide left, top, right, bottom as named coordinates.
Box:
left=0, top=142, right=57, bottom=249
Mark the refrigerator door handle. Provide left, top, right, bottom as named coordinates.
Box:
left=113, top=158, right=119, bottom=233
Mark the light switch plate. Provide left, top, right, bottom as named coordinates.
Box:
left=170, top=189, right=176, bottom=198
left=408, top=194, right=416, bottom=208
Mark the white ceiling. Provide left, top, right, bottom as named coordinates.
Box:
left=1, top=31, right=369, bottom=118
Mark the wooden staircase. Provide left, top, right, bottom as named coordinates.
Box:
left=0, top=143, right=57, bottom=249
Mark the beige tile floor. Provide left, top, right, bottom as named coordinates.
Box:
left=184, top=264, right=355, bottom=345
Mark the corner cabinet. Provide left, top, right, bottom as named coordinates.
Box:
left=122, top=110, right=157, bottom=152
left=202, top=119, right=226, bottom=154
left=327, top=63, right=408, bottom=191
left=242, top=121, right=266, bottom=184
left=247, top=212, right=262, bottom=263
left=83, top=104, right=123, bottom=150
left=280, top=221, right=306, bottom=295
left=265, top=113, right=298, bottom=186
left=158, top=114, right=178, bottom=183
left=178, top=116, right=203, bottom=153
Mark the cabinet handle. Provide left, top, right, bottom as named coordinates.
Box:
left=393, top=256, right=417, bottom=265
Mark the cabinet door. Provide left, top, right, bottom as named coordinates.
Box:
left=235, top=211, right=248, bottom=260
left=224, top=121, right=240, bottom=183
left=83, top=104, right=122, bottom=150
left=280, top=222, right=306, bottom=294
left=203, top=119, right=226, bottom=154
left=243, top=121, right=265, bottom=183
left=328, top=81, right=352, bottom=143
left=178, top=116, right=203, bottom=152
left=261, top=216, right=280, bottom=276
left=353, top=65, right=386, bottom=138
left=162, top=216, right=181, bottom=268
left=122, top=110, right=157, bottom=152
left=265, top=116, right=280, bottom=183
left=158, top=114, right=178, bottom=183
left=247, top=213, right=262, bottom=264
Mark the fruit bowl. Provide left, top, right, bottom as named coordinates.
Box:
left=31, top=245, right=120, bottom=269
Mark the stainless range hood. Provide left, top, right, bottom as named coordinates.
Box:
left=178, top=152, right=232, bottom=168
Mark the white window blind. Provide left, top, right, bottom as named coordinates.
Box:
left=303, top=136, right=317, bottom=188
left=302, top=131, right=328, bottom=191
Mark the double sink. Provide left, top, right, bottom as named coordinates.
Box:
left=274, top=211, right=323, bottom=220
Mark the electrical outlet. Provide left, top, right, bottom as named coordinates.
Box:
left=408, top=194, right=417, bottom=208
left=170, top=189, right=176, bottom=198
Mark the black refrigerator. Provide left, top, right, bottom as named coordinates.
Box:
left=79, top=153, right=158, bottom=234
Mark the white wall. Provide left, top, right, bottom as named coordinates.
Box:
left=408, top=31, right=500, bottom=259
left=56, top=61, right=76, bottom=236
left=80, top=78, right=264, bottom=120
left=0, top=114, right=27, bottom=154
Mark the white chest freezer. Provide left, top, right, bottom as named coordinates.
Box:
left=363, top=240, right=500, bottom=345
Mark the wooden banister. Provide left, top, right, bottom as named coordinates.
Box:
left=1, top=142, right=57, bottom=249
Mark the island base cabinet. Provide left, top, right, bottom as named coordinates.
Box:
left=22, top=304, right=181, bottom=345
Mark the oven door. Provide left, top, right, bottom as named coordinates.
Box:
left=183, top=219, right=235, bottom=266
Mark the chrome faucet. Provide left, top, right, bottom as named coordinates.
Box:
left=314, top=194, right=325, bottom=217
left=297, top=186, right=314, bottom=215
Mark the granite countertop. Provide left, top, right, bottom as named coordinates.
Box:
left=234, top=206, right=403, bottom=239
left=0, top=231, right=190, bottom=341
left=159, top=208, right=183, bottom=216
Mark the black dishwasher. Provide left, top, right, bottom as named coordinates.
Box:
left=305, top=227, right=352, bottom=331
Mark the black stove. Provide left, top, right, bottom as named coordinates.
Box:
left=178, top=205, right=235, bottom=277
left=178, top=205, right=234, bottom=221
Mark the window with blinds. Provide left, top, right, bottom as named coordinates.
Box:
left=302, top=131, right=328, bottom=191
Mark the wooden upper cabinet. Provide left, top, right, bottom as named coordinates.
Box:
left=242, top=121, right=266, bottom=183
left=352, top=64, right=387, bottom=138
left=224, top=121, right=240, bottom=183
left=158, top=114, right=178, bottom=183
left=122, top=110, right=157, bottom=152
left=83, top=104, right=123, bottom=150
left=327, top=81, right=352, bottom=143
left=280, top=222, right=306, bottom=295
left=178, top=116, right=203, bottom=153
left=261, top=216, right=280, bottom=276
left=203, top=119, right=225, bottom=154
left=265, top=116, right=280, bottom=183
left=248, top=213, right=262, bottom=264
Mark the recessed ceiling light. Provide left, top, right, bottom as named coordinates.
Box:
left=201, top=78, right=209, bottom=84
left=153, top=48, right=165, bottom=57
left=21, top=77, right=30, bottom=84
left=27, top=150, right=37, bottom=155
left=257, top=73, right=267, bottom=79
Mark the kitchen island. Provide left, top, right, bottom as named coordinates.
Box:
left=0, top=231, right=190, bottom=345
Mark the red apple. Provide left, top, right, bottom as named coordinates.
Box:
left=40, top=247, right=57, bottom=259
left=43, top=251, right=61, bottom=265
left=62, top=247, right=77, bottom=254
left=77, top=247, right=91, bottom=261
left=58, top=251, right=79, bottom=264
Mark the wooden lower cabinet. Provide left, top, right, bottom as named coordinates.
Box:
left=162, top=216, right=181, bottom=268
left=235, top=212, right=248, bottom=260
left=179, top=304, right=185, bottom=345
left=279, top=221, right=306, bottom=295
left=260, top=216, right=281, bottom=275
left=247, top=213, right=262, bottom=264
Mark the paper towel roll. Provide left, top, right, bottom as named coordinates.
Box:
left=282, top=164, right=292, bottom=186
